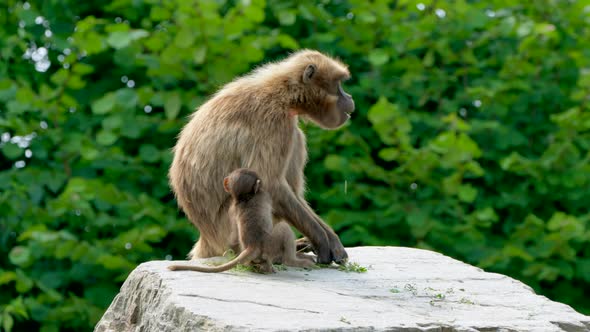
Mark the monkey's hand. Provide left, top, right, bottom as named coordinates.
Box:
left=296, top=236, right=347, bottom=264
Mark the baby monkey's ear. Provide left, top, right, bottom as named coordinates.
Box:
left=223, top=177, right=231, bottom=193
left=254, top=179, right=261, bottom=194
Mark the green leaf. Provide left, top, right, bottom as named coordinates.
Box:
left=96, top=130, right=118, bottom=146
left=2, top=143, right=23, bottom=160
left=457, top=184, right=478, bottom=203
left=277, top=34, right=299, bottom=49
left=0, top=79, right=17, bottom=101
left=367, top=97, right=411, bottom=146
left=97, top=254, right=133, bottom=270
left=193, top=46, right=207, bottom=64
left=107, top=30, right=148, bottom=49
left=72, top=63, right=95, bottom=75
left=3, top=313, right=14, bottom=332
left=278, top=11, right=296, bottom=26
left=9, top=246, right=32, bottom=267
left=81, top=147, right=99, bottom=161
left=243, top=5, right=265, bottom=23
left=139, top=144, right=160, bottom=163
left=174, top=28, right=194, bottom=48
left=406, top=209, right=431, bottom=238
left=164, top=92, right=182, bottom=119
left=107, top=31, right=131, bottom=49
left=378, top=148, right=399, bottom=161
left=50, top=69, right=69, bottom=86
left=368, top=49, right=390, bottom=66
left=150, top=7, right=171, bottom=20
left=76, top=31, right=105, bottom=55
left=0, top=271, right=17, bottom=286
left=473, top=207, right=499, bottom=223
left=324, top=155, right=346, bottom=171
left=129, top=30, right=149, bottom=40
left=91, top=93, right=116, bottom=114
left=115, top=88, right=138, bottom=110
left=102, top=115, right=123, bottom=130
left=15, top=270, right=34, bottom=293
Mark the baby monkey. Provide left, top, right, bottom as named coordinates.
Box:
left=168, top=168, right=315, bottom=273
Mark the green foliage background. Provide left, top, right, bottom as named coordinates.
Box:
left=1, top=0, right=589, bottom=330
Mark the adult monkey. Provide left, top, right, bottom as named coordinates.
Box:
left=169, top=49, right=354, bottom=264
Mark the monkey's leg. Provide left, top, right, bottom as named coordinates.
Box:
left=258, top=261, right=276, bottom=274
left=271, top=222, right=315, bottom=269
left=296, top=252, right=316, bottom=263
left=188, top=208, right=235, bottom=259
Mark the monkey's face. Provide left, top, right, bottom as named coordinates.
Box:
left=300, top=64, right=355, bottom=129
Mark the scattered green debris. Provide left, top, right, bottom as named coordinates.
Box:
left=391, top=284, right=474, bottom=307
left=273, top=264, right=287, bottom=271
left=428, top=292, right=447, bottom=307
left=404, top=283, right=418, bottom=295
left=460, top=297, right=475, bottom=305
left=223, top=249, right=236, bottom=259
left=232, top=264, right=256, bottom=272
left=338, top=261, right=368, bottom=273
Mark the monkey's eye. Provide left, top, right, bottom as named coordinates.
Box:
left=328, top=83, right=340, bottom=95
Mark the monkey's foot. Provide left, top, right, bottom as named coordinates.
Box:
left=296, top=252, right=316, bottom=263
left=252, top=262, right=275, bottom=274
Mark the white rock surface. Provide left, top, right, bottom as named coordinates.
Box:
left=95, top=246, right=590, bottom=332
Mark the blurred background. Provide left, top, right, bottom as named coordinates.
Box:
left=1, top=0, right=589, bottom=330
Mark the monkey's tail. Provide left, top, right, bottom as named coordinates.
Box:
left=167, top=248, right=258, bottom=273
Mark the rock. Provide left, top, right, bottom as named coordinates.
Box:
left=94, top=247, right=590, bottom=332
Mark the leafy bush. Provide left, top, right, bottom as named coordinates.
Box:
left=1, top=0, right=588, bottom=330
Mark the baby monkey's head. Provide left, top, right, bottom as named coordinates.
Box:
left=223, top=168, right=261, bottom=201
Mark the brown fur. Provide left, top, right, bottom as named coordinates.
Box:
left=169, top=49, right=354, bottom=264
left=168, top=169, right=315, bottom=273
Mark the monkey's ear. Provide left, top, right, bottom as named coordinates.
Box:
left=303, top=64, right=316, bottom=84
left=223, top=177, right=230, bottom=193
left=254, top=179, right=261, bottom=194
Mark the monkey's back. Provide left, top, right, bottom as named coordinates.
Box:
left=232, top=191, right=273, bottom=248
left=169, top=87, right=294, bottom=217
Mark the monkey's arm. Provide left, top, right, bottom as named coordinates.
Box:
left=284, top=128, right=347, bottom=263
left=296, top=197, right=348, bottom=264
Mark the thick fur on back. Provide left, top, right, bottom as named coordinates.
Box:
left=232, top=190, right=273, bottom=250
left=169, top=50, right=349, bottom=259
